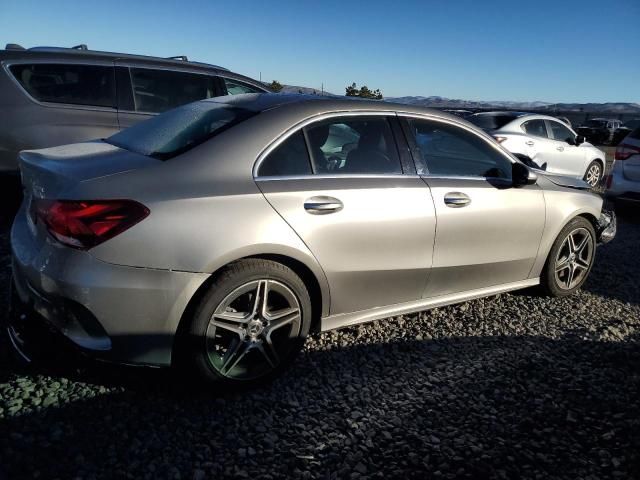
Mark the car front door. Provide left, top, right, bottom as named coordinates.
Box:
left=401, top=115, right=545, bottom=298
left=545, top=119, right=587, bottom=177
left=521, top=119, right=556, bottom=170
left=255, top=113, right=437, bottom=315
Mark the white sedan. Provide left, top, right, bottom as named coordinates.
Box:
left=469, top=112, right=606, bottom=187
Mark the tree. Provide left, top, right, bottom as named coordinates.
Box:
left=268, top=80, right=283, bottom=93
left=345, top=82, right=383, bottom=99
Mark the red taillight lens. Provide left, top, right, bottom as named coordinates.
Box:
left=34, top=199, right=149, bottom=250
left=615, top=144, right=640, bottom=161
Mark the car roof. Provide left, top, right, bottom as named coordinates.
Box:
left=0, top=44, right=264, bottom=86
left=470, top=111, right=532, bottom=118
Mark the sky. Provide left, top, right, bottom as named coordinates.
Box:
left=1, top=0, right=639, bottom=104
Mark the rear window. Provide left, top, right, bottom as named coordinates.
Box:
left=106, top=101, right=257, bottom=160
left=586, top=120, right=607, bottom=128
left=469, top=114, right=517, bottom=131
left=9, top=63, right=115, bottom=107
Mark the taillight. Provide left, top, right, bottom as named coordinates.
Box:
left=34, top=199, right=149, bottom=250
left=493, top=136, right=507, bottom=144
left=615, top=143, right=640, bottom=161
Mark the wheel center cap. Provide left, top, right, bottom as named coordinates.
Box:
left=569, top=253, right=576, bottom=263
left=247, top=320, right=264, bottom=337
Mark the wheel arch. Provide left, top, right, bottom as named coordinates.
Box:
left=173, top=251, right=328, bottom=362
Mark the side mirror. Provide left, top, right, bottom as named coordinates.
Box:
left=575, top=135, right=585, bottom=145
left=566, top=136, right=576, bottom=146
left=512, top=162, right=537, bottom=187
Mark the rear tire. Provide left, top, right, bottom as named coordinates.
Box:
left=177, top=259, right=312, bottom=387
left=541, top=217, right=596, bottom=297
left=583, top=160, right=602, bottom=188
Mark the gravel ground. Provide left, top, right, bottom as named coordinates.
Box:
left=0, top=195, right=639, bottom=479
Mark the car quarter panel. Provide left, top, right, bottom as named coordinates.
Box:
left=529, top=175, right=603, bottom=277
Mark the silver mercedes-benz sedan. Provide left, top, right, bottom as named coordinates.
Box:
left=8, top=94, right=616, bottom=385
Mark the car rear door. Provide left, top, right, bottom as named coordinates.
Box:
left=255, top=113, right=437, bottom=315
left=520, top=119, right=557, bottom=170
left=400, top=115, right=545, bottom=298
left=114, top=63, right=223, bottom=129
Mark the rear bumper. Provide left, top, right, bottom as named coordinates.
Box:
left=10, top=206, right=209, bottom=366
left=605, top=162, right=640, bottom=200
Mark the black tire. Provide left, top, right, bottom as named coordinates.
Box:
left=177, top=259, right=312, bottom=387
left=583, top=160, right=603, bottom=188
left=541, top=217, right=596, bottom=297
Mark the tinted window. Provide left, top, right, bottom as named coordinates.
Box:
left=523, top=120, right=548, bottom=138
left=130, top=68, right=216, bottom=113
left=306, top=117, right=401, bottom=174
left=407, top=119, right=512, bottom=179
left=106, top=101, right=256, bottom=160
left=469, top=114, right=517, bottom=131
left=629, top=127, right=640, bottom=140
left=548, top=121, right=575, bottom=142
left=10, top=63, right=115, bottom=107
left=586, top=120, right=607, bottom=128
left=258, top=131, right=312, bottom=177
left=224, top=78, right=264, bottom=95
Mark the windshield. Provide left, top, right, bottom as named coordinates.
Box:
left=469, top=114, right=518, bottom=131
left=106, top=101, right=257, bottom=160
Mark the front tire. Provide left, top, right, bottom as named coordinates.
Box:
left=583, top=160, right=602, bottom=188
left=541, top=217, right=596, bottom=297
left=177, top=259, right=312, bottom=387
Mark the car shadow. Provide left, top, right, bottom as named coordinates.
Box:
left=1, top=330, right=639, bottom=479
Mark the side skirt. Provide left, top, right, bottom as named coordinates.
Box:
left=320, top=278, right=540, bottom=332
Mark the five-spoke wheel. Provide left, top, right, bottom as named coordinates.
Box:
left=178, top=259, right=311, bottom=386
left=583, top=161, right=602, bottom=188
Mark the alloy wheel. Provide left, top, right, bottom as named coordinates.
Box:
left=205, top=279, right=302, bottom=380
left=585, top=164, right=601, bottom=187
left=554, top=227, right=594, bottom=290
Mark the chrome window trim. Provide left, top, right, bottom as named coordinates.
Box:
left=2, top=59, right=117, bottom=112
left=253, top=110, right=399, bottom=179
left=256, top=173, right=417, bottom=182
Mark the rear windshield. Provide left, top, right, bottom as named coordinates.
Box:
left=469, top=114, right=517, bottom=131
left=106, top=101, right=257, bottom=160
left=586, top=120, right=607, bottom=127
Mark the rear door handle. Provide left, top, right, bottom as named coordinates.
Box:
left=304, top=196, right=343, bottom=215
left=525, top=141, right=535, bottom=146
left=556, top=146, right=564, bottom=151
left=444, top=192, right=471, bottom=208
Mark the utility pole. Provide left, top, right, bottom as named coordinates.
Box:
left=259, top=71, right=262, bottom=83
left=321, top=82, right=324, bottom=96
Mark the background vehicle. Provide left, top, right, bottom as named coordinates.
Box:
left=607, top=126, right=640, bottom=202
left=9, top=94, right=615, bottom=386
left=577, top=118, right=623, bottom=145
left=0, top=43, right=268, bottom=172
left=555, top=116, right=572, bottom=127
left=612, top=119, right=640, bottom=146
left=470, top=112, right=606, bottom=187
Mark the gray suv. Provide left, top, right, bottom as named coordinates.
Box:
left=0, top=43, right=268, bottom=172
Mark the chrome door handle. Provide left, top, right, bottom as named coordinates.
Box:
left=557, top=146, right=564, bottom=151
left=525, top=141, right=535, bottom=146
left=444, top=192, right=471, bottom=208
left=304, top=196, right=343, bottom=215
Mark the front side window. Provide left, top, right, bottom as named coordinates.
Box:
left=106, top=101, right=256, bottom=160
left=305, top=117, right=402, bottom=174
left=129, top=68, right=216, bottom=113
left=548, top=121, right=575, bottom=143
left=257, top=131, right=312, bottom=177
left=407, top=119, right=512, bottom=179
left=223, top=78, right=264, bottom=95
left=522, top=120, right=548, bottom=138
left=9, top=63, right=115, bottom=107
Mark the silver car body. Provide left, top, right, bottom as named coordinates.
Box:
left=10, top=94, right=608, bottom=366
left=607, top=127, right=640, bottom=201
left=482, top=113, right=605, bottom=178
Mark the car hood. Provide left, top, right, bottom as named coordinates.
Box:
left=539, top=171, right=590, bottom=190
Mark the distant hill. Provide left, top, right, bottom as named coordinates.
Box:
left=269, top=85, right=640, bottom=114
left=386, top=96, right=640, bottom=113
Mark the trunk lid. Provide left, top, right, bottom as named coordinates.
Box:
left=19, top=140, right=159, bottom=199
